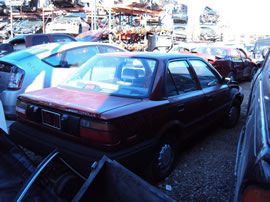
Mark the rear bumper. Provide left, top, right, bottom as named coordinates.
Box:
left=9, top=121, right=158, bottom=177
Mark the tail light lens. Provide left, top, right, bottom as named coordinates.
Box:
left=80, top=118, right=119, bottom=144
left=16, top=99, right=27, bottom=118
left=8, top=66, right=25, bottom=90
left=242, top=186, right=270, bottom=202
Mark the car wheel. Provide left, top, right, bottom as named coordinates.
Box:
left=249, top=67, right=257, bottom=81
left=54, top=172, right=83, bottom=200
left=223, top=105, right=240, bottom=128
left=149, top=134, right=178, bottom=182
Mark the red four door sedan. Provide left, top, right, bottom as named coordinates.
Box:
left=10, top=52, right=243, bottom=181
left=185, top=46, right=258, bottom=81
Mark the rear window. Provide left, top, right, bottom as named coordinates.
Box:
left=32, top=36, right=50, bottom=46
left=43, top=46, right=99, bottom=68
left=53, top=35, right=75, bottom=42
left=61, top=55, right=157, bottom=98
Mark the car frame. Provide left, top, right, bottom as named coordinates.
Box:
left=10, top=52, right=243, bottom=181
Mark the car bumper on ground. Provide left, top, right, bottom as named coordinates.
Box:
left=9, top=121, right=158, bottom=177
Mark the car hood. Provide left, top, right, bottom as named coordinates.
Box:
left=19, top=87, right=142, bottom=118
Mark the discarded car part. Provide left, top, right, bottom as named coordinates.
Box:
left=73, top=155, right=175, bottom=202
left=0, top=129, right=174, bottom=201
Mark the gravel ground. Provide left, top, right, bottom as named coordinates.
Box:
left=156, top=81, right=250, bottom=201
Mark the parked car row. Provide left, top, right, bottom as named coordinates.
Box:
left=0, top=14, right=90, bottom=40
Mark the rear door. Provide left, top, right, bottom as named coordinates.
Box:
left=189, top=59, right=230, bottom=122
left=166, top=59, right=207, bottom=136
left=231, top=48, right=245, bottom=79
left=238, top=48, right=253, bottom=78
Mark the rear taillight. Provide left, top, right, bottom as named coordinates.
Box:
left=80, top=118, right=119, bottom=144
left=16, top=99, right=27, bottom=118
left=8, top=66, right=25, bottom=90
left=242, top=186, right=270, bottom=202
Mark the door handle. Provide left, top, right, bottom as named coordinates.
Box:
left=177, top=104, right=184, bottom=112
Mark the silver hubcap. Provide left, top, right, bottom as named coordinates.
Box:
left=158, top=144, right=173, bottom=169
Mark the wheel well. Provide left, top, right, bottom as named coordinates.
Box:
left=159, top=125, right=182, bottom=142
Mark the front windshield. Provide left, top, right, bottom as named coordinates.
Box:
left=193, top=47, right=228, bottom=56
left=60, top=55, right=157, bottom=98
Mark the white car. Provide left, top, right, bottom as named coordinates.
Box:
left=0, top=42, right=126, bottom=119
left=46, top=15, right=90, bottom=36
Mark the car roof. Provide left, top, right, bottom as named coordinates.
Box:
left=96, top=51, right=203, bottom=60
left=0, top=42, right=126, bottom=62
left=8, top=33, right=76, bottom=42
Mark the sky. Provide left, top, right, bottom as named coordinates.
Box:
left=183, top=0, right=270, bottom=34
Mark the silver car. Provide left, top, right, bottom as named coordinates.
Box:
left=0, top=42, right=126, bottom=119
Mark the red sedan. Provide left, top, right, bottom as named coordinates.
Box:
left=183, top=46, right=258, bottom=81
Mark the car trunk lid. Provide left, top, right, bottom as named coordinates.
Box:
left=19, top=86, right=141, bottom=118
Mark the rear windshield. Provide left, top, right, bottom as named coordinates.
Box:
left=60, top=55, right=157, bottom=98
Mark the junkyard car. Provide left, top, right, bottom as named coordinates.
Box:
left=189, top=46, right=258, bottom=81
left=13, top=18, right=42, bottom=35
left=173, top=25, right=187, bottom=42
left=46, top=14, right=90, bottom=36
left=10, top=52, right=243, bottom=181
left=0, top=42, right=126, bottom=119
left=7, top=33, right=76, bottom=51
left=200, top=6, right=219, bottom=24
left=234, top=49, right=270, bottom=201
left=199, top=26, right=220, bottom=41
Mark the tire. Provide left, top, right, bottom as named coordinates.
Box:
left=53, top=172, right=83, bottom=200
left=148, top=134, right=178, bottom=182
left=222, top=105, right=240, bottom=128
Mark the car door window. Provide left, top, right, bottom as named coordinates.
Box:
left=43, top=46, right=98, bottom=68
left=189, top=60, right=218, bottom=88
left=231, top=48, right=241, bottom=61
left=167, top=60, right=197, bottom=96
